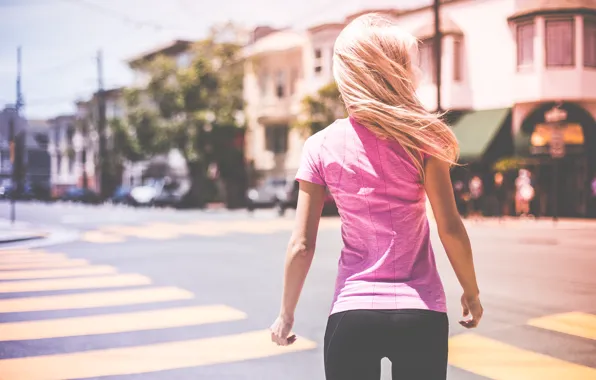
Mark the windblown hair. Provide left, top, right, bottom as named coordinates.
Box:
left=332, top=13, right=459, bottom=180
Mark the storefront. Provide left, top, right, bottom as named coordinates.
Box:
left=514, top=102, right=596, bottom=217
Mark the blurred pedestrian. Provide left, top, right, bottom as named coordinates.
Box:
left=515, top=169, right=534, bottom=217
left=469, top=175, right=484, bottom=220
left=494, top=172, right=506, bottom=220
left=269, top=14, right=483, bottom=380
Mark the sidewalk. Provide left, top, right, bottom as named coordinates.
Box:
left=0, top=219, right=49, bottom=244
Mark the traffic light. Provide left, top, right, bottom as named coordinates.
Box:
left=9, top=141, right=15, bottom=164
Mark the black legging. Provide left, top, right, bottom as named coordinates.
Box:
left=324, top=309, right=449, bottom=380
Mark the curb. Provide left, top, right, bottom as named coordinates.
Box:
left=0, top=218, right=80, bottom=251
left=0, top=232, right=49, bottom=245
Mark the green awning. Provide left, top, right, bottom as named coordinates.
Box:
left=451, top=108, right=511, bottom=161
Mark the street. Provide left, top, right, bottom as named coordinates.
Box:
left=0, top=202, right=596, bottom=379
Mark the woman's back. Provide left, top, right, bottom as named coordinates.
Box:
left=270, top=13, right=482, bottom=380
left=297, top=117, right=446, bottom=315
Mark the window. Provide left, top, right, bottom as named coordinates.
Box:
left=68, top=150, right=75, bottom=174
left=265, top=125, right=288, bottom=153
left=56, top=154, right=62, bottom=175
left=419, top=40, right=436, bottom=83
left=275, top=70, right=285, bottom=98
left=545, top=18, right=575, bottom=67
left=54, top=127, right=61, bottom=146
left=66, top=125, right=75, bottom=146
left=259, top=70, right=269, bottom=97
left=453, top=39, right=463, bottom=81
left=517, top=22, right=535, bottom=68
left=289, top=68, right=298, bottom=95
left=585, top=18, right=596, bottom=67
left=314, top=48, right=322, bottom=74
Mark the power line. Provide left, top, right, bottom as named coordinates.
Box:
left=30, top=54, right=95, bottom=77
left=60, top=0, right=177, bottom=32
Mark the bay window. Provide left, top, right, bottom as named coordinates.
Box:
left=584, top=18, right=596, bottom=67
left=545, top=18, right=575, bottom=67
left=517, top=22, right=535, bottom=68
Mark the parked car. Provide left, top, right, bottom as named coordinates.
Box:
left=246, top=177, right=293, bottom=211
left=110, top=187, right=132, bottom=205
left=276, top=180, right=337, bottom=216
left=129, top=178, right=164, bottom=207
left=60, top=187, right=102, bottom=204
left=0, top=184, right=34, bottom=201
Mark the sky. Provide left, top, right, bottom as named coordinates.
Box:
left=0, top=0, right=428, bottom=120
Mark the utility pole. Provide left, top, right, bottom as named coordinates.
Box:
left=96, top=50, right=108, bottom=199
left=433, top=0, right=442, bottom=113
left=9, top=47, right=23, bottom=224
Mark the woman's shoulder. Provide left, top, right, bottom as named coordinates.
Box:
left=304, top=118, right=349, bottom=147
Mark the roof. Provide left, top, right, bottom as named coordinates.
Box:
left=242, top=30, right=306, bottom=58
left=413, top=14, right=464, bottom=40
left=451, top=108, right=511, bottom=161
left=307, top=22, right=345, bottom=34
left=344, top=8, right=400, bottom=24
left=127, top=39, right=194, bottom=67
left=509, top=0, right=596, bottom=20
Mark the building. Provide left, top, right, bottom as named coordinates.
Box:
left=0, top=106, right=25, bottom=188
left=0, top=106, right=51, bottom=194
left=25, top=119, right=51, bottom=192
left=48, top=114, right=84, bottom=196
left=243, top=0, right=596, bottom=217
left=48, top=88, right=126, bottom=197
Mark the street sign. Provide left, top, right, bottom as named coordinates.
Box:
left=550, top=127, right=565, bottom=158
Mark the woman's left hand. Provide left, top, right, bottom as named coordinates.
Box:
left=270, top=315, right=296, bottom=346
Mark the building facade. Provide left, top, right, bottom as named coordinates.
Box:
left=243, top=0, right=596, bottom=217
left=48, top=88, right=126, bottom=197
left=0, top=106, right=51, bottom=193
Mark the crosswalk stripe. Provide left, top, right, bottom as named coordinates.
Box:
left=0, top=253, right=68, bottom=263
left=0, top=259, right=90, bottom=271
left=528, top=312, right=596, bottom=341
left=449, top=333, right=596, bottom=379
left=0, top=305, right=247, bottom=341
left=0, top=265, right=117, bottom=280
left=0, top=286, right=194, bottom=313
left=0, top=249, right=38, bottom=255
left=81, top=231, right=126, bottom=243
left=101, top=225, right=179, bottom=240
left=0, top=274, right=151, bottom=293
left=0, top=329, right=317, bottom=379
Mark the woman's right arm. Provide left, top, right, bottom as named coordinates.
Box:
left=424, top=156, right=483, bottom=328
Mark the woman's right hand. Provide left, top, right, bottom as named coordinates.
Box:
left=459, top=294, right=483, bottom=328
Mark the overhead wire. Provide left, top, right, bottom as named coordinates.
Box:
left=22, top=0, right=357, bottom=115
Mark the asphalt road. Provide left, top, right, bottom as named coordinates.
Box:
left=1, top=201, right=596, bottom=379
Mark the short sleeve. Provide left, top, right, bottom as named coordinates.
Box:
left=295, top=136, right=326, bottom=186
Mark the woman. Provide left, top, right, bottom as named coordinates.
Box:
left=270, top=14, right=483, bottom=380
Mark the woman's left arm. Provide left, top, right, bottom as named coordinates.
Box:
left=270, top=180, right=326, bottom=346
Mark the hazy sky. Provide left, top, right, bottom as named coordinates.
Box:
left=0, top=0, right=428, bottom=119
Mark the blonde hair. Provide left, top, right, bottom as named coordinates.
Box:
left=332, top=13, right=459, bottom=180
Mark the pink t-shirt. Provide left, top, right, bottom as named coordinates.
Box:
left=296, top=117, right=447, bottom=315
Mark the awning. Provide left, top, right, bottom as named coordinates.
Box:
left=451, top=108, right=511, bottom=162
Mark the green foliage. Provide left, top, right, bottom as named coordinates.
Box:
left=112, top=24, right=246, bottom=206
left=294, top=81, right=346, bottom=136
left=493, top=156, right=541, bottom=172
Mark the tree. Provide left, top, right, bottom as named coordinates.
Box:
left=294, top=81, right=347, bottom=136
left=117, top=24, right=246, bottom=207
